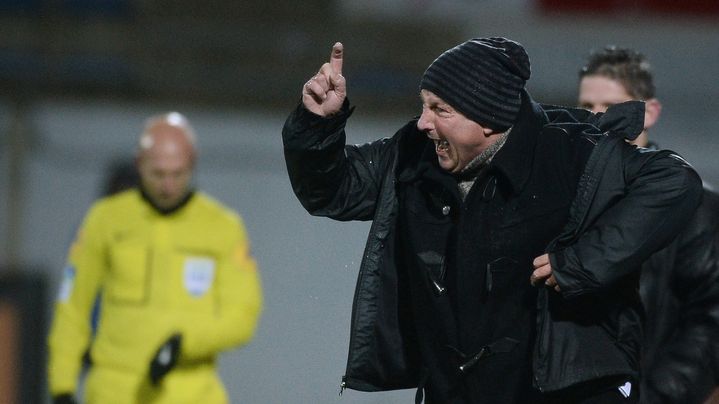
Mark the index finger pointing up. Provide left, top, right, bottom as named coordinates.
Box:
left=330, top=42, right=343, bottom=75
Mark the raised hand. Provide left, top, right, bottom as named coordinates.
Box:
left=302, top=42, right=346, bottom=117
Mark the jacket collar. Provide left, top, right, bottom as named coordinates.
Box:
left=139, top=185, right=195, bottom=215
left=488, top=90, right=547, bottom=195
left=594, top=100, right=644, bottom=140
left=396, top=120, right=436, bottom=184
left=396, top=132, right=458, bottom=198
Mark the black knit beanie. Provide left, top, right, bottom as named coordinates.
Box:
left=420, top=37, right=531, bottom=132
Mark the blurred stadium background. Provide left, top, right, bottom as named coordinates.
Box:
left=1, top=1, right=718, bottom=403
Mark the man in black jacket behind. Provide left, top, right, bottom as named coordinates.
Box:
left=578, top=46, right=719, bottom=404
left=283, top=38, right=702, bottom=403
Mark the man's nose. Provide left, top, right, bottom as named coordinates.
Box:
left=417, top=110, right=433, bottom=132
left=161, top=177, right=177, bottom=192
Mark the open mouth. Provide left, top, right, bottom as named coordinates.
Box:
left=436, top=140, right=450, bottom=153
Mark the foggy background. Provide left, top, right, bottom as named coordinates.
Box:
left=1, top=0, right=718, bottom=403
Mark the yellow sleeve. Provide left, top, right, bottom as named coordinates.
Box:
left=47, top=204, right=106, bottom=395
left=179, top=214, right=263, bottom=360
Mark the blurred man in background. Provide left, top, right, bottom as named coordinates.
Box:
left=48, top=112, right=263, bottom=404
left=578, top=47, right=719, bottom=404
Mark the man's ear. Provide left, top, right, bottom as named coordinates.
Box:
left=643, top=98, right=662, bottom=130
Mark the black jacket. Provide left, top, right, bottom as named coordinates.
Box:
left=282, top=93, right=703, bottom=398
left=639, top=184, right=719, bottom=404
left=390, top=94, right=591, bottom=403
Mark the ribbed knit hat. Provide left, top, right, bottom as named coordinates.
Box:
left=420, top=37, right=531, bottom=132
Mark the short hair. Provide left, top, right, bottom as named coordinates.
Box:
left=579, top=46, right=655, bottom=100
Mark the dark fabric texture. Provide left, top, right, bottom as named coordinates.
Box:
left=420, top=37, right=530, bottom=132
left=394, top=91, right=582, bottom=402
left=536, top=100, right=703, bottom=392
left=282, top=92, right=703, bottom=402
left=639, top=187, right=719, bottom=404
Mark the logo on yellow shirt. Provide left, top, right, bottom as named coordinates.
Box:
left=183, top=257, right=216, bottom=297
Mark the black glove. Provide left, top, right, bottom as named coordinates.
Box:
left=53, top=393, right=77, bottom=404
left=149, top=333, right=182, bottom=385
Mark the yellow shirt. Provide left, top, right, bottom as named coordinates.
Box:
left=48, top=189, right=262, bottom=399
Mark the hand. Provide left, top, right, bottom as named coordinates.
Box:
left=530, top=254, right=561, bottom=292
left=302, top=42, right=346, bottom=117
left=53, top=393, right=77, bottom=404
left=149, top=333, right=182, bottom=385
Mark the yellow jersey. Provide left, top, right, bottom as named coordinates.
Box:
left=48, top=189, right=262, bottom=403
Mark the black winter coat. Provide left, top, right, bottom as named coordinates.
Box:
left=282, top=92, right=703, bottom=400
left=639, top=186, right=719, bottom=404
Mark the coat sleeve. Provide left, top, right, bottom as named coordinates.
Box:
left=177, top=213, right=263, bottom=361
left=47, top=204, right=107, bottom=396
left=551, top=144, right=703, bottom=298
left=282, top=101, right=395, bottom=221
left=642, top=190, right=719, bottom=404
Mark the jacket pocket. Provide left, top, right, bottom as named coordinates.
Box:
left=417, top=250, right=447, bottom=296
left=484, top=257, right=517, bottom=293
left=405, top=188, right=453, bottom=225
left=484, top=257, right=519, bottom=297
left=107, top=243, right=149, bottom=304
